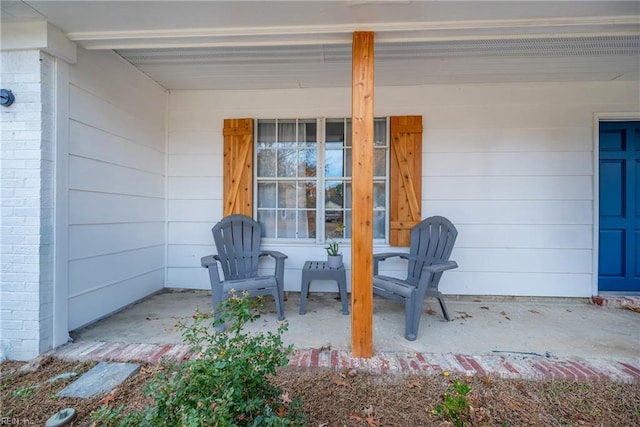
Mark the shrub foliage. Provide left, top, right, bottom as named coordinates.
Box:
left=94, top=292, right=306, bottom=426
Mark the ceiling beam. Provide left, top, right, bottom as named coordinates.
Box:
left=65, top=15, right=640, bottom=50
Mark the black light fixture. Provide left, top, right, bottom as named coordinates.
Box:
left=0, top=89, right=15, bottom=106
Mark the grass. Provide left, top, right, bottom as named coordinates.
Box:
left=2, top=356, right=639, bottom=426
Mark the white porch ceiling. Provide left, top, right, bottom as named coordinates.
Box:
left=2, top=1, right=639, bottom=90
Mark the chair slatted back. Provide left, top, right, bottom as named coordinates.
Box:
left=212, top=214, right=262, bottom=280
left=406, top=216, right=458, bottom=285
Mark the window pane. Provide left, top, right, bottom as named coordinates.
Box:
left=258, top=210, right=276, bottom=238
left=298, top=210, right=316, bottom=239
left=278, top=121, right=297, bottom=144
left=344, top=147, right=352, bottom=177
left=344, top=182, right=352, bottom=208
left=299, top=120, right=316, bottom=144
left=326, top=120, right=345, bottom=144
left=257, top=148, right=276, bottom=177
left=278, top=182, right=297, bottom=208
left=325, top=212, right=344, bottom=239
left=374, top=147, right=386, bottom=176
left=298, top=182, right=316, bottom=208
left=257, top=182, right=276, bottom=208
left=373, top=210, right=385, bottom=239
left=325, top=142, right=344, bottom=177
left=258, top=120, right=276, bottom=144
left=373, top=181, right=385, bottom=209
left=298, top=148, right=317, bottom=177
left=344, top=210, right=352, bottom=238
left=277, top=149, right=297, bottom=177
left=277, top=210, right=296, bottom=238
left=374, top=119, right=386, bottom=146
left=325, top=181, right=344, bottom=209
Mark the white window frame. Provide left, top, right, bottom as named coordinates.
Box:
left=254, top=117, right=389, bottom=244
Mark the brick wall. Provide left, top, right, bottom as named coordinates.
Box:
left=0, top=50, right=55, bottom=361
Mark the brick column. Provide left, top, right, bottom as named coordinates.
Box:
left=0, top=50, right=56, bottom=361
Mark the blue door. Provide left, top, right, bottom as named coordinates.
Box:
left=598, top=121, right=640, bottom=292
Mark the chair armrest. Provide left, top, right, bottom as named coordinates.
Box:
left=201, top=254, right=221, bottom=268
left=423, top=260, right=458, bottom=274
left=260, top=251, right=288, bottom=294
left=373, top=252, right=409, bottom=275
left=416, top=261, right=458, bottom=294
left=260, top=250, right=288, bottom=261
left=201, top=254, right=223, bottom=286
left=374, top=252, right=409, bottom=262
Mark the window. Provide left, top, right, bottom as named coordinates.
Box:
left=255, top=118, right=388, bottom=242
left=222, top=115, right=422, bottom=247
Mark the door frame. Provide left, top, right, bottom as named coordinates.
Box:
left=592, top=112, right=640, bottom=295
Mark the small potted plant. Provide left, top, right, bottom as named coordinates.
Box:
left=325, top=240, right=342, bottom=269
left=325, top=222, right=344, bottom=269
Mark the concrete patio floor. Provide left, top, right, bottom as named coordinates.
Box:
left=54, top=289, right=640, bottom=382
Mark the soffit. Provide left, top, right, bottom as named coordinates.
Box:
left=2, top=1, right=639, bottom=89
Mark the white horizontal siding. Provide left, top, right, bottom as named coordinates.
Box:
left=169, top=154, right=221, bottom=176
left=421, top=104, right=605, bottom=129
left=425, top=127, right=592, bottom=153
left=69, top=156, right=164, bottom=198
left=427, top=200, right=593, bottom=225
left=168, top=200, right=222, bottom=222
left=168, top=244, right=212, bottom=268
left=69, top=191, right=164, bottom=224
left=69, top=270, right=164, bottom=329
left=168, top=267, right=210, bottom=290
left=425, top=176, right=592, bottom=200
left=70, top=120, right=165, bottom=175
left=168, top=222, right=213, bottom=245
left=168, top=131, right=219, bottom=154
left=425, top=152, right=592, bottom=176
left=455, top=225, right=592, bottom=249
left=69, top=49, right=166, bottom=151
left=441, top=272, right=592, bottom=297
left=166, top=80, right=639, bottom=297
left=66, top=48, right=167, bottom=330
left=167, top=176, right=221, bottom=200
left=68, top=246, right=165, bottom=297
left=69, top=223, right=164, bottom=261
left=454, top=248, right=592, bottom=274
left=70, top=85, right=164, bottom=150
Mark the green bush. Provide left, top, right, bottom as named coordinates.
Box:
left=94, top=292, right=306, bottom=426
left=431, top=372, right=472, bottom=427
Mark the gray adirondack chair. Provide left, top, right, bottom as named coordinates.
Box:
left=373, top=216, right=458, bottom=341
left=201, top=214, right=287, bottom=330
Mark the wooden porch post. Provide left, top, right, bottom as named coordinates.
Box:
left=351, top=31, right=374, bottom=357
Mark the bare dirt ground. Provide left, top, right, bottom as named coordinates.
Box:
left=1, top=356, right=639, bottom=426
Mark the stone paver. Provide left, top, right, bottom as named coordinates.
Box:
left=57, top=361, right=140, bottom=398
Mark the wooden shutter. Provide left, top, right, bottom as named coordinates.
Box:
left=223, top=118, right=253, bottom=217
left=389, top=116, right=423, bottom=246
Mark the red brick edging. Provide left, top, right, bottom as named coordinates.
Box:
left=50, top=341, right=640, bottom=383
left=591, top=295, right=640, bottom=310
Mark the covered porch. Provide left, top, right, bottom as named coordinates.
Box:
left=1, top=1, right=639, bottom=361
left=56, top=289, right=640, bottom=380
